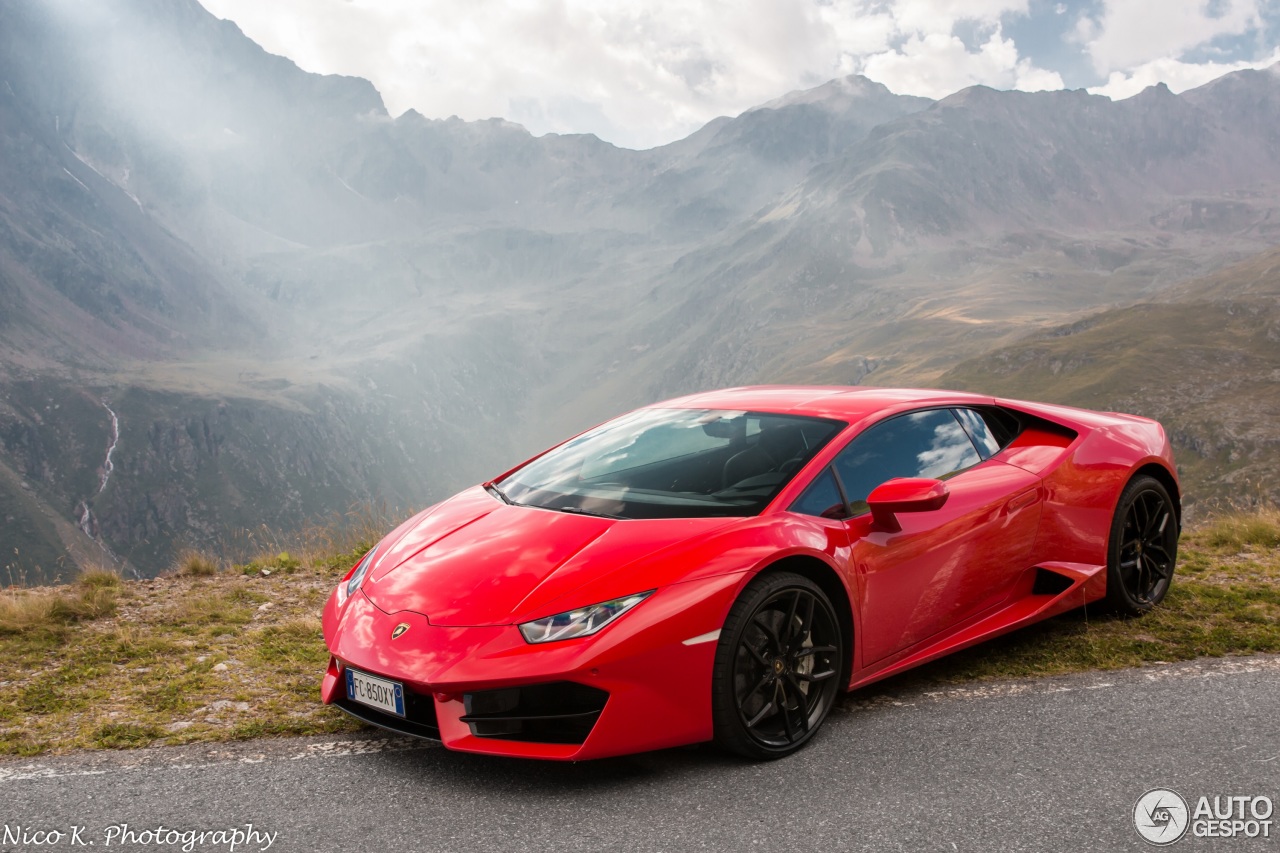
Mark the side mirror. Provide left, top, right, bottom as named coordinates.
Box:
left=866, top=478, right=949, bottom=532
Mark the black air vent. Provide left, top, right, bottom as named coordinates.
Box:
left=1032, top=567, right=1074, bottom=596
left=461, top=682, right=609, bottom=744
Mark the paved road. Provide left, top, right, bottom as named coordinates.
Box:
left=3, top=656, right=1278, bottom=853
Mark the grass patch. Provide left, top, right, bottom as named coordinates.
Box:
left=0, top=510, right=1277, bottom=757
left=1200, top=508, right=1280, bottom=551
left=0, top=546, right=364, bottom=757
left=252, top=617, right=325, bottom=666
left=0, top=567, right=120, bottom=635
left=78, top=567, right=123, bottom=590
left=173, top=550, right=220, bottom=577
left=910, top=578, right=1280, bottom=684
left=140, top=676, right=209, bottom=714
left=236, top=551, right=303, bottom=576
left=92, top=723, right=163, bottom=748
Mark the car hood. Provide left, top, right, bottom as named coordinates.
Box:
left=362, top=486, right=735, bottom=626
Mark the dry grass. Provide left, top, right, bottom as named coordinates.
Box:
left=0, top=507, right=1277, bottom=757
left=1199, top=507, right=1280, bottom=552
left=172, top=550, right=220, bottom=577
left=224, top=502, right=395, bottom=575
left=0, top=567, right=121, bottom=635
left=0, top=556, right=356, bottom=757
left=77, top=567, right=123, bottom=591
left=293, top=502, right=397, bottom=569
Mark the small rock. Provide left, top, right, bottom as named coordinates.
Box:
left=212, top=663, right=229, bottom=673
left=195, top=656, right=208, bottom=664
left=261, top=569, right=272, bottom=576
left=202, top=700, right=250, bottom=714
left=166, top=721, right=194, bottom=733
left=257, top=602, right=273, bottom=612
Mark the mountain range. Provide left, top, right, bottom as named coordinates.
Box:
left=1, top=0, right=1278, bottom=582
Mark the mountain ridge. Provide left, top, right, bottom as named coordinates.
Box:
left=2, top=0, right=1279, bottom=581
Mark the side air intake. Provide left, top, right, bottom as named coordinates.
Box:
left=1031, top=567, right=1075, bottom=596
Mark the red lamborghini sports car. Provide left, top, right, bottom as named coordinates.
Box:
left=321, top=386, right=1180, bottom=760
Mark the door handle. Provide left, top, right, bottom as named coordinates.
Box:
left=1005, top=489, right=1039, bottom=513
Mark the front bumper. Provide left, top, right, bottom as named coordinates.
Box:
left=320, top=572, right=744, bottom=760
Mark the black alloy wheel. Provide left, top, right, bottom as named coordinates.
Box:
left=712, top=572, right=844, bottom=759
left=1104, top=475, right=1178, bottom=615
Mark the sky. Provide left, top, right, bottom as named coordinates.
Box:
left=196, top=0, right=1280, bottom=150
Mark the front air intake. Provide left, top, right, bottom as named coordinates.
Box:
left=461, top=682, right=609, bottom=744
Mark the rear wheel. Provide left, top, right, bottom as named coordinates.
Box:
left=1104, top=475, right=1178, bottom=615
left=712, top=572, right=843, bottom=759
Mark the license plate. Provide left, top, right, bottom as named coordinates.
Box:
left=345, top=668, right=405, bottom=718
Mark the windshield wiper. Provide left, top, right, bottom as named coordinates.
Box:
left=487, top=484, right=619, bottom=519
left=485, top=483, right=514, bottom=505
left=552, top=505, right=622, bottom=520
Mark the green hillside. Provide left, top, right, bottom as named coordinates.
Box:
left=941, top=247, right=1280, bottom=509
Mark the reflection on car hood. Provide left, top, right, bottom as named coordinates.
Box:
left=362, top=486, right=733, bottom=626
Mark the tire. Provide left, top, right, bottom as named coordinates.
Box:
left=1104, top=475, right=1179, bottom=615
left=712, top=571, right=844, bottom=759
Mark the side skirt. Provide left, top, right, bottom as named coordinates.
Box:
left=848, top=561, right=1105, bottom=691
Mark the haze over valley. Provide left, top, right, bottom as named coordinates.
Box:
left=2, top=0, right=1279, bottom=582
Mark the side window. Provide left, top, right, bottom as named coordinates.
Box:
left=953, top=408, right=1001, bottom=459
left=790, top=468, right=848, bottom=520
left=833, top=409, right=982, bottom=513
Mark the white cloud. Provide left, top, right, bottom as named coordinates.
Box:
left=1077, top=0, right=1277, bottom=101
left=861, top=29, right=1063, bottom=98
left=1089, top=49, right=1280, bottom=99
left=1079, top=0, right=1263, bottom=73
left=1014, top=61, right=1066, bottom=93
left=200, top=0, right=846, bottom=148
left=191, top=0, right=1082, bottom=148
left=887, top=0, right=1029, bottom=36
left=822, top=0, right=1060, bottom=99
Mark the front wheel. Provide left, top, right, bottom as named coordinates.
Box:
left=711, top=572, right=844, bottom=759
left=1104, top=475, right=1178, bottom=615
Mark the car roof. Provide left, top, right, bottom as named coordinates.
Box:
left=653, top=385, right=997, bottom=424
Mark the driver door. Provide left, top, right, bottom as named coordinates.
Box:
left=832, top=409, right=1042, bottom=664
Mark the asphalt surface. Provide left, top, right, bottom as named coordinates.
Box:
left=2, top=656, right=1278, bottom=853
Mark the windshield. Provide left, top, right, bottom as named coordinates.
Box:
left=496, top=408, right=845, bottom=519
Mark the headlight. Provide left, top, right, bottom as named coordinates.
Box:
left=519, top=591, right=653, bottom=644
left=345, top=546, right=379, bottom=597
